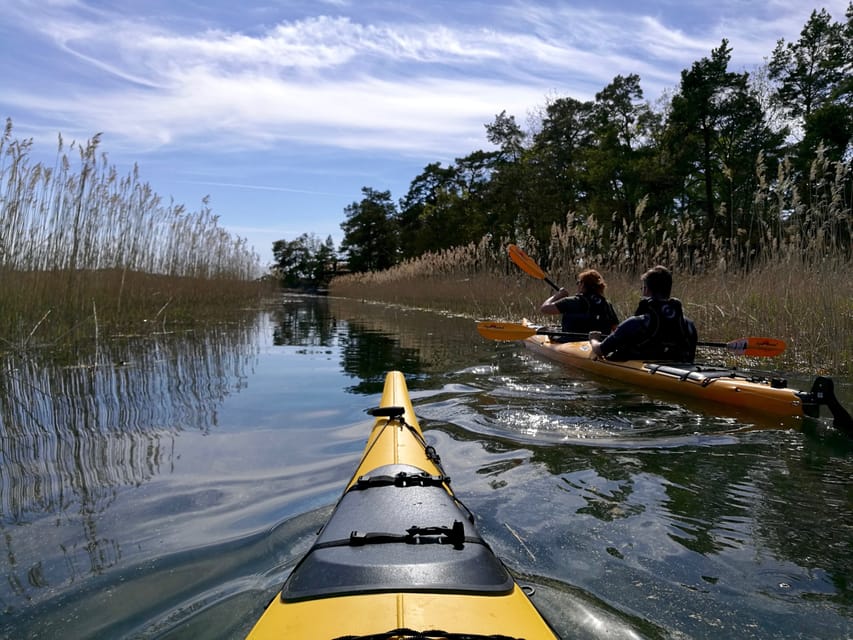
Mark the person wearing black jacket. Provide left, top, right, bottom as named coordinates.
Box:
left=590, top=265, right=697, bottom=362
left=540, top=268, right=619, bottom=337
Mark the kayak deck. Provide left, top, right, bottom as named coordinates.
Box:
left=247, top=371, right=557, bottom=639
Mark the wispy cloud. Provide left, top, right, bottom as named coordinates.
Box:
left=180, top=180, right=339, bottom=196
left=10, top=0, right=821, bottom=157
left=6, top=0, right=846, bottom=260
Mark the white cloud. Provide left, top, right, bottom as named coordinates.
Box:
left=5, top=0, right=850, bottom=158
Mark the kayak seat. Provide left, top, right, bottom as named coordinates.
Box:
left=281, top=464, right=515, bottom=602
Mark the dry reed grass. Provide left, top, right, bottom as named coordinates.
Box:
left=0, top=120, right=269, bottom=354
left=331, top=153, right=852, bottom=376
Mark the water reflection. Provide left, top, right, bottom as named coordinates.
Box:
left=2, top=295, right=850, bottom=639
left=271, top=295, right=486, bottom=395
left=0, top=317, right=262, bottom=611
left=272, top=294, right=338, bottom=346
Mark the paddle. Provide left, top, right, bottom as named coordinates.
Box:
left=508, top=244, right=560, bottom=291
left=476, top=321, right=787, bottom=357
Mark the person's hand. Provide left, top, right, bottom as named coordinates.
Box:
left=589, top=339, right=603, bottom=359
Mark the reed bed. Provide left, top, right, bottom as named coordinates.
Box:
left=0, top=119, right=268, bottom=354
left=331, top=153, right=852, bottom=376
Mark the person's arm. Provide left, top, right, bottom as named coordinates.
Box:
left=590, top=315, right=645, bottom=358
left=540, top=288, right=571, bottom=315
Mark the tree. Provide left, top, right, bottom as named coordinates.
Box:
left=665, top=40, right=779, bottom=238
left=483, top=111, right=536, bottom=243
left=340, top=187, right=399, bottom=272
left=272, top=233, right=338, bottom=289
left=397, top=163, right=458, bottom=258
left=769, top=6, right=853, bottom=161
left=586, top=74, right=663, bottom=228
left=527, top=96, right=597, bottom=243
left=768, top=8, right=846, bottom=123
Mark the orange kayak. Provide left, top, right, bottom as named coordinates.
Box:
left=477, top=320, right=852, bottom=432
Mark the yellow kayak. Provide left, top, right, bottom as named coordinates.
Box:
left=248, top=371, right=558, bottom=639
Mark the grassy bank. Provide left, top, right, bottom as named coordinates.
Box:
left=1, top=269, right=270, bottom=354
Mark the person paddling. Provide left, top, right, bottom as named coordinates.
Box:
left=540, top=268, right=619, bottom=339
left=590, top=265, right=697, bottom=362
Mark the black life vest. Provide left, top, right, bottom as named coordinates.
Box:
left=631, top=297, right=694, bottom=361
left=561, top=293, right=618, bottom=334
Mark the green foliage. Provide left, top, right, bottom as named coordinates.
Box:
left=768, top=6, right=853, bottom=168
left=272, top=233, right=338, bottom=289
left=340, top=187, right=399, bottom=273
left=290, top=7, right=853, bottom=279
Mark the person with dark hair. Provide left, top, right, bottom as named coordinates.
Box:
left=540, top=268, right=619, bottom=338
left=590, top=265, right=698, bottom=362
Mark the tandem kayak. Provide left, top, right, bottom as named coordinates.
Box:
left=247, top=371, right=559, bottom=639
left=477, top=321, right=853, bottom=435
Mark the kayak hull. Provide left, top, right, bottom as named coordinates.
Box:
left=522, top=326, right=814, bottom=421
left=248, top=370, right=557, bottom=639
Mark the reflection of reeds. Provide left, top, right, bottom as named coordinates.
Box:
left=331, top=156, right=852, bottom=375
left=0, top=120, right=268, bottom=349
left=0, top=315, right=261, bottom=597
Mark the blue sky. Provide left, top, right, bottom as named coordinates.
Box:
left=3, top=0, right=848, bottom=267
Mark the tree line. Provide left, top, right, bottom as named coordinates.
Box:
left=274, top=7, right=852, bottom=287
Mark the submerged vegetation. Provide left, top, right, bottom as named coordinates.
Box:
left=0, top=119, right=267, bottom=356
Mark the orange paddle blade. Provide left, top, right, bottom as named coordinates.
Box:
left=719, top=337, right=787, bottom=357
left=476, top=321, right=538, bottom=341
left=507, top=244, right=546, bottom=280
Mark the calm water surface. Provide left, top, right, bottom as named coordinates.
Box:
left=1, top=295, right=851, bottom=639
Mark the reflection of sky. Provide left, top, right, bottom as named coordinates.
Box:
left=0, top=322, right=380, bottom=615
left=4, top=299, right=852, bottom=639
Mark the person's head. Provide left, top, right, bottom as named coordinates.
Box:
left=641, top=265, right=673, bottom=298
left=577, top=269, right=606, bottom=295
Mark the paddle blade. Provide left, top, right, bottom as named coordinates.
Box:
left=507, top=244, right=546, bottom=280
left=727, top=337, right=787, bottom=357
left=476, top=321, right=537, bottom=341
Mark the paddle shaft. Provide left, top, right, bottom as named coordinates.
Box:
left=476, top=322, right=786, bottom=357
left=542, top=276, right=560, bottom=291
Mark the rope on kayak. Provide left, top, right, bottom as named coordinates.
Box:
left=334, top=629, right=524, bottom=639
left=364, top=405, right=478, bottom=523
left=367, top=405, right=447, bottom=476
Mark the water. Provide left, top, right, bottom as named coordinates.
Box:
left=1, top=294, right=851, bottom=639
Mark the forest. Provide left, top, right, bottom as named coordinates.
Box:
left=273, top=7, right=852, bottom=287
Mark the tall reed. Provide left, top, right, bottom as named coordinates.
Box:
left=0, top=119, right=268, bottom=353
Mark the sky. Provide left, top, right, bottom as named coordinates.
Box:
left=2, top=0, right=849, bottom=268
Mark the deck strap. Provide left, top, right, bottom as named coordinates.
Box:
left=351, top=471, right=450, bottom=491
left=644, top=363, right=777, bottom=387
left=312, top=521, right=479, bottom=551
